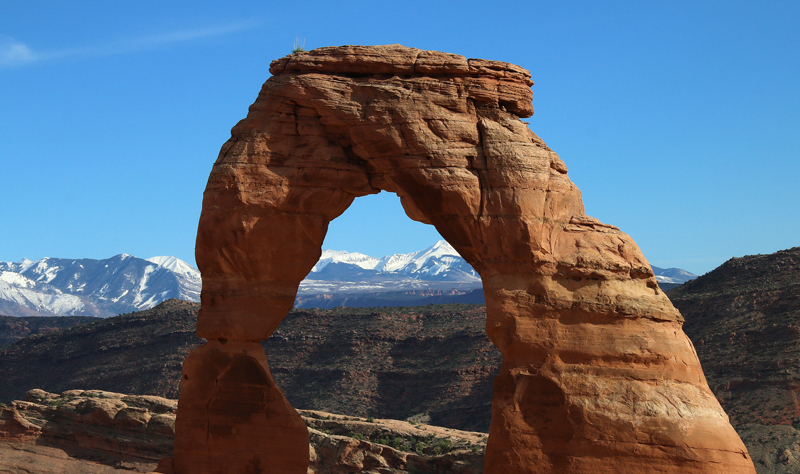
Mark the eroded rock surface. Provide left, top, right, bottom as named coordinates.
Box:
left=0, top=389, right=487, bottom=474
left=0, top=389, right=176, bottom=473
left=177, top=44, right=756, bottom=473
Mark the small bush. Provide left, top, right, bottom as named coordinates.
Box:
left=366, top=416, right=374, bottom=423
left=351, top=432, right=365, bottom=440
left=292, top=37, right=306, bottom=53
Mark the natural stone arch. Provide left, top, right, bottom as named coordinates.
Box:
left=174, top=45, right=755, bottom=474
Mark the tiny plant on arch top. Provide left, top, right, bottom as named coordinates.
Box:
left=292, top=37, right=306, bottom=53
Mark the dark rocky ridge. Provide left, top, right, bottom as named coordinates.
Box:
left=269, top=304, right=498, bottom=432
left=0, top=301, right=498, bottom=432
left=0, top=315, right=97, bottom=348
left=294, top=288, right=486, bottom=309
left=668, top=247, right=800, bottom=474
left=0, top=300, right=203, bottom=402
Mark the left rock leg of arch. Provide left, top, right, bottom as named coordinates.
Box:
left=174, top=143, right=373, bottom=473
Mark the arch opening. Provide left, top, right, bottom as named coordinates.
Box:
left=262, top=190, right=497, bottom=435
left=294, top=191, right=484, bottom=310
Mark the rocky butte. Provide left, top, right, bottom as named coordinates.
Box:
left=173, top=45, right=757, bottom=473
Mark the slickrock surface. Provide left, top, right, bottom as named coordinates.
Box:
left=303, top=410, right=485, bottom=474
left=0, top=389, right=487, bottom=474
left=178, top=44, right=755, bottom=473
left=0, top=389, right=176, bottom=473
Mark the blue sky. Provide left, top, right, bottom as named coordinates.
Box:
left=1, top=1, right=798, bottom=275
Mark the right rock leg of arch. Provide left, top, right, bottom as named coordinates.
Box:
left=480, top=280, right=756, bottom=474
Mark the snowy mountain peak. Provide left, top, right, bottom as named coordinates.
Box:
left=430, top=240, right=458, bottom=253
left=0, top=254, right=201, bottom=317
left=147, top=256, right=201, bottom=281
left=651, top=266, right=698, bottom=285
left=308, top=240, right=479, bottom=284
left=311, top=250, right=380, bottom=273
left=373, top=240, right=464, bottom=274
left=416, top=240, right=461, bottom=260
left=14, top=258, right=34, bottom=273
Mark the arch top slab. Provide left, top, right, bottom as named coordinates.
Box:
left=175, top=45, right=756, bottom=474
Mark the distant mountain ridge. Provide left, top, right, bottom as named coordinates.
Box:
left=296, top=240, right=484, bottom=308
left=651, top=266, right=697, bottom=285
left=0, top=242, right=696, bottom=315
left=0, top=255, right=201, bottom=317
left=310, top=240, right=479, bottom=282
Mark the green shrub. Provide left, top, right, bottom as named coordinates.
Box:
left=292, top=37, right=306, bottom=53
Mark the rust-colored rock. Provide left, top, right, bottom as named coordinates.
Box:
left=0, top=389, right=486, bottom=474
left=175, top=44, right=756, bottom=473
left=0, top=389, right=176, bottom=473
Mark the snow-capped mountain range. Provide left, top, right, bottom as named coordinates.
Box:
left=651, top=266, right=698, bottom=285
left=298, top=240, right=482, bottom=297
left=0, top=255, right=201, bottom=317
left=0, top=241, right=696, bottom=316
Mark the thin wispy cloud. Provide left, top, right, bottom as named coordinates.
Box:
left=1, top=22, right=256, bottom=68
left=0, top=38, right=37, bottom=66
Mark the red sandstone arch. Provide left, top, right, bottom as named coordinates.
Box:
left=173, top=45, right=755, bottom=474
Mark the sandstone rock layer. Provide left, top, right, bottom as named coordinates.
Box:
left=175, top=45, right=756, bottom=473
left=0, top=389, right=176, bottom=473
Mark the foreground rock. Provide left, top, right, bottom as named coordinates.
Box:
left=0, top=389, right=486, bottom=474
left=0, top=389, right=175, bottom=473
left=180, top=43, right=754, bottom=473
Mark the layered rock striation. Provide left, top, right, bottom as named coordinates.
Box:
left=0, top=389, right=487, bottom=474
left=176, top=45, right=755, bottom=473
left=0, top=389, right=176, bottom=473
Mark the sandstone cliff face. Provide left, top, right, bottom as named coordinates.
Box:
left=177, top=44, right=755, bottom=473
